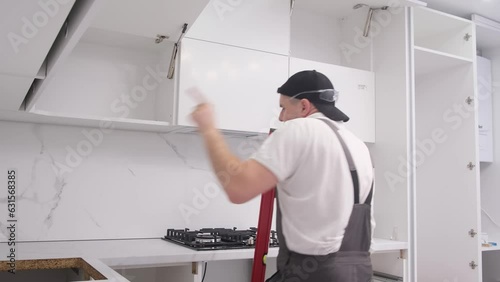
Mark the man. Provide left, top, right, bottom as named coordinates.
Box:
left=190, top=70, right=375, bottom=281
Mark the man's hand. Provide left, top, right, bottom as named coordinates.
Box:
left=187, top=87, right=216, bottom=133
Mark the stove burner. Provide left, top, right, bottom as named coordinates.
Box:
left=195, top=234, right=221, bottom=244
left=163, top=227, right=279, bottom=251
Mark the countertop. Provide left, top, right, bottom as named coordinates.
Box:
left=0, top=238, right=407, bottom=281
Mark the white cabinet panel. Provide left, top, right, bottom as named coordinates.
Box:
left=0, top=74, right=33, bottom=110
left=89, top=0, right=209, bottom=41
left=178, top=38, right=288, bottom=133
left=289, top=57, right=375, bottom=142
left=477, top=56, right=494, bottom=163
left=415, top=63, right=481, bottom=282
left=0, top=0, right=76, bottom=77
left=185, top=0, right=290, bottom=55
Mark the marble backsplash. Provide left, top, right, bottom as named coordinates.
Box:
left=0, top=120, right=269, bottom=242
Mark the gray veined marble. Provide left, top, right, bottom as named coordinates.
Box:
left=0, top=120, right=268, bottom=242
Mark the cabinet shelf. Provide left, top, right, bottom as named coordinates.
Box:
left=413, top=7, right=474, bottom=60
left=414, top=46, right=472, bottom=77
left=0, top=110, right=175, bottom=133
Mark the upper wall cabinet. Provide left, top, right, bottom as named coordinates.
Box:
left=185, top=0, right=290, bottom=55
left=289, top=57, right=375, bottom=143
left=177, top=38, right=288, bottom=133
left=0, top=0, right=76, bottom=111
left=20, top=0, right=211, bottom=131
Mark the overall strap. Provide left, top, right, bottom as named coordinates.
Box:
left=318, top=118, right=373, bottom=205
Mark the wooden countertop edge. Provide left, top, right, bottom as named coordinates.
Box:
left=0, top=257, right=106, bottom=279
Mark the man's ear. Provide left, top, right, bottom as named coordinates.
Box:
left=300, top=99, right=312, bottom=115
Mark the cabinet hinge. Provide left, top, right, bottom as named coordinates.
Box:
left=469, top=229, right=477, bottom=238
left=155, top=35, right=168, bottom=44
left=467, top=162, right=476, bottom=170
left=466, top=96, right=473, bottom=105
left=464, top=33, right=472, bottom=42
left=469, top=261, right=478, bottom=270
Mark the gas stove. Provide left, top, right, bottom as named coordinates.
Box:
left=163, top=227, right=279, bottom=251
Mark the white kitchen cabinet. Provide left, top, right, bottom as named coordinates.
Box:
left=185, top=0, right=290, bottom=55
left=0, top=0, right=75, bottom=77
left=20, top=0, right=212, bottom=131
left=0, top=0, right=76, bottom=111
left=28, top=30, right=176, bottom=129
left=289, top=57, right=375, bottom=143
left=477, top=56, right=494, bottom=163
left=177, top=38, right=288, bottom=133
left=413, top=7, right=481, bottom=282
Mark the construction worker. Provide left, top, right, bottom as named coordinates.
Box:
left=190, top=70, right=375, bottom=281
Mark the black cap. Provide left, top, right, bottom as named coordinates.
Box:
left=277, top=70, right=349, bottom=122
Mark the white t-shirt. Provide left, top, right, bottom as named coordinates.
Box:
left=251, top=113, right=375, bottom=255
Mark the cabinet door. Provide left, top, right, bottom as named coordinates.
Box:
left=0, top=0, right=76, bottom=77
left=415, top=61, right=481, bottom=282
left=185, top=0, right=290, bottom=55
left=477, top=56, right=494, bottom=163
left=289, top=57, right=375, bottom=142
left=177, top=38, right=288, bottom=133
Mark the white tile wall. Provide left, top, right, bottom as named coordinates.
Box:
left=0, top=121, right=269, bottom=242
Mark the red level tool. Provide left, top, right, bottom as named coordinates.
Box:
left=251, top=188, right=276, bottom=282
left=251, top=129, right=276, bottom=282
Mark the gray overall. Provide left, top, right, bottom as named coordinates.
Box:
left=266, top=119, right=374, bottom=282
